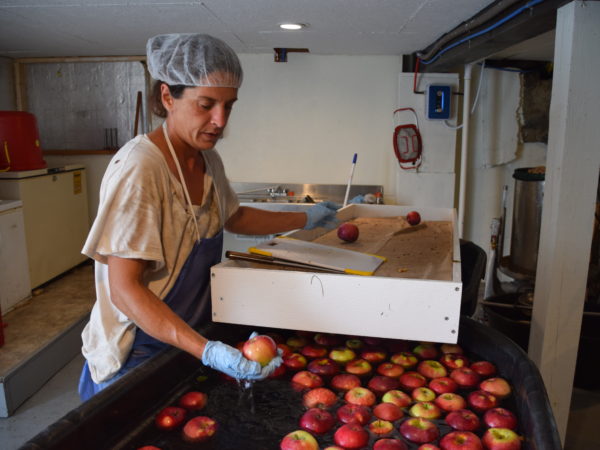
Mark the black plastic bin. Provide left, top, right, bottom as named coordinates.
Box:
left=21, top=318, right=560, bottom=450
left=460, top=239, right=487, bottom=317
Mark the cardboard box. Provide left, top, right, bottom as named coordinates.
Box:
left=211, top=204, right=462, bottom=343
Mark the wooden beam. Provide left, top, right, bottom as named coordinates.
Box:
left=16, top=56, right=145, bottom=64
left=13, top=61, right=27, bottom=111
left=43, top=150, right=117, bottom=156
left=420, top=0, right=570, bottom=72
left=528, top=1, right=600, bottom=444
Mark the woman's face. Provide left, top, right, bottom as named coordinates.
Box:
left=162, top=83, right=238, bottom=151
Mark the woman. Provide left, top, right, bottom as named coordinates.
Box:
left=78, top=34, right=338, bottom=401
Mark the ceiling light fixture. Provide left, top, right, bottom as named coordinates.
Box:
left=279, top=23, right=305, bottom=31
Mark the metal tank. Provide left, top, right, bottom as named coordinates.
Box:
left=509, top=167, right=545, bottom=276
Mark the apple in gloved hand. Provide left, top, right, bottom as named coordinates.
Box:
left=242, top=334, right=278, bottom=367
left=337, top=222, right=359, bottom=242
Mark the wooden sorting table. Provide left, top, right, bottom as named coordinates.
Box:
left=211, top=204, right=462, bottom=343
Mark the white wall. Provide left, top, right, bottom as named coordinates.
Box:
left=395, top=73, right=459, bottom=208
left=218, top=54, right=402, bottom=203
left=464, top=66, right=547, bottom=255
left=0, top=57, right=15, bottom=110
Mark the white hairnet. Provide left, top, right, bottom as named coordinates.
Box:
left=146, top=33, right=242, bottom=88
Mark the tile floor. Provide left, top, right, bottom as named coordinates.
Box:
left=0, top=266, right=599, bottom=449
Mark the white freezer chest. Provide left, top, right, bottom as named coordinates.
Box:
left=211, top=204, right=462, bottom=344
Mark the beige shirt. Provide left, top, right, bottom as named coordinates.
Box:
left=81, top=134, right=239, bottom=383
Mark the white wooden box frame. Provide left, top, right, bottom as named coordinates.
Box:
left=211, top=204, right=462, bottom=343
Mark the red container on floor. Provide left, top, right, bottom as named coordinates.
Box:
left=0, top=111, right=47, bottom=171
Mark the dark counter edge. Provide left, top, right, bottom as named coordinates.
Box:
left=19, top=319, right=562, bottom=450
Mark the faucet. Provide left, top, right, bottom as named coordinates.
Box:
left=267, top=186, right=288, bottom=198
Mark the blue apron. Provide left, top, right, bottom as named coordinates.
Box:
left=78, top=230, right=223, bottom=401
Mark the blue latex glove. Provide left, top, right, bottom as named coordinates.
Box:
left=201, top=338, right=283, bottom=380
left=304, top=201, right=340, bottom=230
left=349, top=194, right=364, bottom=204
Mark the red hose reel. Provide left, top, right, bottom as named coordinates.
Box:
left=393, top=108, right=422, bottom=170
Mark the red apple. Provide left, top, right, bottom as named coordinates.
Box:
left=364, top=336, right=383, bottom=346
left=413, top=343, right=438, bottom=360
left=391, top=352, right=419, bottom=368
left=346, top=338, right=365, bottom=350
left=338, top=223, right=359, bottom=242
left=299, top=407, right=336, bottom=434
left=287, top=336, right=308, bottom=349
left=439, top=431, right=483, bottom=449
left=242, top=334, right=278, bottom=367
left=314, top=332, right=343, bottom=347
left=345, top=386, right=376, bottom=406
left=434, top=393, right=466, bottom=412
left=440, top=353, right=470, bottom=370
left=417, top=360, right=448, bottom=379
left=429, top=377, right=458, bottom=395
left=178, top=391, right=207, bottom=411
left=445, top=409, right=481, bottom=432
left=374, top=438, right=408, bottom=450
left=470, top=360, right=497, bottom=378
left=278, top=343, right=293, bottom=358
left=301, top=345, right=328, bottom=359
left=361, top=347, right=387, bottom=363
left=307, top=357, right=340, bottom=376
left=406, top=211, right=421, bottom=226
left=329, top=347, right=356, bottom=364
left=399, top=371, right=427, bottom=390
left=482, top=428, right=522, bottom=450
left=269, top=363, right=287, bottom=379
left=418, top=445, right=441, bottom=450
left=467, top=390, right=498, bottom=413
left=369, top=419, right=394, bottom=436
left=480, top=377, right=512, bottom=399
left=409, top=401, right=442, bottom=420
left=336, top=403, right=372, bottom=425
left=324, top=447, right=345, bottom=450
left=331, top=373, right=361, bottom=391
left=377, top=362, right=405, bottom=378
left=440, top=343, right=464, bottom=354
left=483, top=408, right=518, bottom=430
left=450, top=367, right=481, bottom=388
left=399, top=417, right=440, bottom=444
left=412, top=387, right=436, bottom=402
left=266, top=332, right=285, bottom=344
left=137, top=446, right=161, bottom=450
left=292, top=370, right=324, bottom=389
left=303, top=387, right=338, bottom=409
left=155, top=406, right=186, bottom=431
left=382, top=389, right=412, bottom=408
left=280, top=429, right=319, bottom=450
left=368, top=375, right=401, bottom=395
left=284, top=353, right=308, bottom=371
left=182, top=416, right=217, bottom=442
left=345, top=359, right=373, bottom=376
left=334, top=423, right=369, bottom=449
left=373, top=402, right=404, bottom=421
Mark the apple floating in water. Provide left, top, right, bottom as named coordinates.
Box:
left=406, top=211, right=421, bottom=226
left=337, top=223, right=359, bottom=242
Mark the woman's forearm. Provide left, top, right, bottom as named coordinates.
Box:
left=225, top=206, right=307, bottom=235
left=107, top=256, right=208, bottom=359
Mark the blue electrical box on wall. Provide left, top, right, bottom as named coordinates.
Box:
left=426, top=85, right=451, bottom=120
